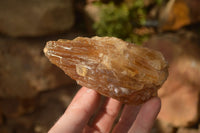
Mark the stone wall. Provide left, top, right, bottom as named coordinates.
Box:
left=0, top=0, right=82, bottom=132
left=0, top=0, right=74, bottom=37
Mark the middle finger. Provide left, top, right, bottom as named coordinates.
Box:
left=91, top=98, right=122, bottom=133
left=112, top=104, right=141, bottom=133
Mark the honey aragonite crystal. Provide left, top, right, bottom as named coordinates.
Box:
left=44, top=36, right=168, bottom=104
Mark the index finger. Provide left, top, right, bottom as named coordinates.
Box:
left=49, top=87, right=100, bottom=133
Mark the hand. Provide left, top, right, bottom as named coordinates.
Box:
left=48, top=87, right=161, bottom=133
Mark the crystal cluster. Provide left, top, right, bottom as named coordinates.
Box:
left=44, top=36, right=168, bottom=104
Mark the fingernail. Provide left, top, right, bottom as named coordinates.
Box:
left=86, top=88, right=94, bottom=93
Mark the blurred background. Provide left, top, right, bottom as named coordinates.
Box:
left=0, top=0, right=200, bottom=132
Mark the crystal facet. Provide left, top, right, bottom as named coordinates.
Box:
left=44, top=36, right=168, bottom=104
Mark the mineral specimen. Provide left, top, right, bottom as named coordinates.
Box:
left=44, top=36, right=168, bottom=104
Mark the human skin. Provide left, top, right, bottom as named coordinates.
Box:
left=48, top=87, right=161, bottom=133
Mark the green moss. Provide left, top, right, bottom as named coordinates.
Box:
left=93, top=2, right=132, bottom=39
left=155, top=0, right=163, bottom=5
left=93, top=0, right=148, bottom=44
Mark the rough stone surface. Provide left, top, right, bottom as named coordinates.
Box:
left=177, top=128, right=199, bottom=133
left=0, top=98, right=36, bottom=118
left=0, top=126, right=12, bottom=133
left=85, top=3, right=100, bottom=22
left=158, top=76, right=199, bottom=127
left=159, top=0, right=200, bottom=31
left=44, top=36, right=168, bottom=104
left=146, top=32, right=200, bottom=127
left=151, top=120, right=175, bottom=133
left=0, top=37, right=75, bottom=98
left=0, top=0, right=74, bottom=37
left=0, top=85, right=78, bottom=133
left=0, top=113, right=2, bottom=125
